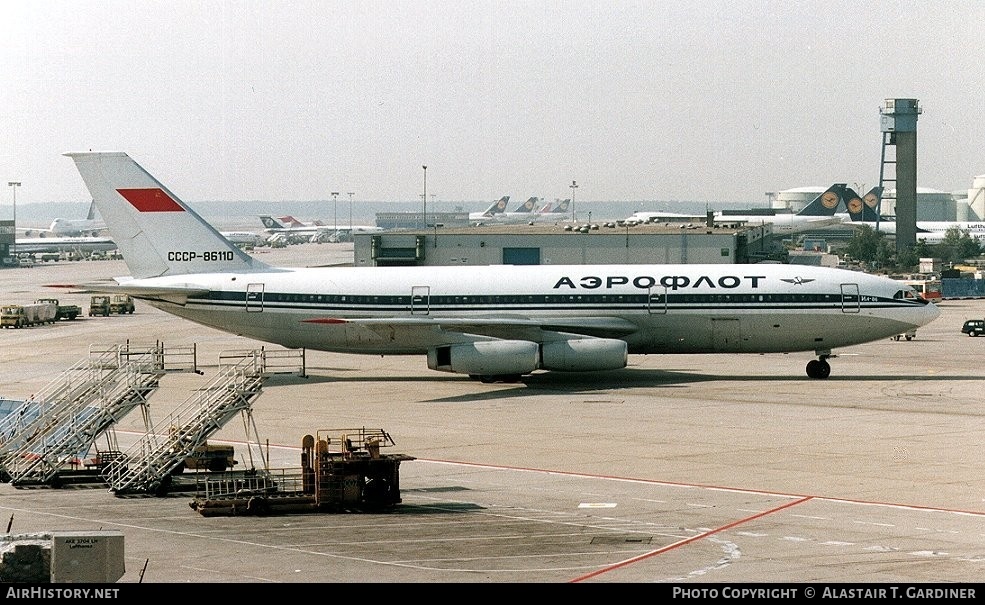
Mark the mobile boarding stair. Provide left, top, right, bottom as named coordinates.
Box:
left=0, top=341, right=197, bottom=486
left=103, top=348, right=306, bottom=496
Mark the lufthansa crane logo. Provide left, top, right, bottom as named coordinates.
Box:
left=847, top=197, right=863, bottom=214
left=864, top=192, right=879, bottom=208
left=821, top=191, right=839, bottom=209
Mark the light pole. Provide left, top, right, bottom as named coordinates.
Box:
left=347, top=192, right=354, bottom=232
left=331, top=191, right=339, bottom=234
left=8, top=182, right=20, bottom=231
left=569, top=180, right=578, bottom=222
left=422, top=165, right=427, bottom=228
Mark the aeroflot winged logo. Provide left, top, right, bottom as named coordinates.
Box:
left=780, top=277, right=815, bottom=285
left=116, top=188, right=183, bottom=212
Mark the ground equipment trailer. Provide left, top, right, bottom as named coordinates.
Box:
left=35, top=298, right=81, bottom=321
left=0, top=302, right=58, bottom=328
left=189, top=428, right=414, bottom=516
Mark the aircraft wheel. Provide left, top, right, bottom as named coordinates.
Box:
left=806, top=359, right=831, bottom=379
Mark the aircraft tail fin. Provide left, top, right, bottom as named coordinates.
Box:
left=85, top=199, right=99, bottom=220
left=483, top=196, right=510, bottom=216
left=260, top=215, right=288, bottom=229
left=843, top=186, right=883, bottom=222
left=796, top=183, right=847, bottom=216
left=552, top=199, right=571, bottom=213
left=862, top=186, right=884, bottom=220
left=65, top=152, right=269, bottom=279
left=513, top=196, right=538, bottom=213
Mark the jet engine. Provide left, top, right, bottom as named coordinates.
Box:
left=428, top=340, right=539, bottom=376
left=540, top=338, right=628, bottom=372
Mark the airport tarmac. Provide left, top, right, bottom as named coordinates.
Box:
left=0, top=245, right=983, bottom=584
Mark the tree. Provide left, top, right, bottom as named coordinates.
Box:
left=844, top=225, right=884, bottom=267
left=931, top=227, right=981, bottom=265
left=894, top=246, right=919, bottom=271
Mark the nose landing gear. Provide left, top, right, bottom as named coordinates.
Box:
left=806, top=354, right=832, bottom=379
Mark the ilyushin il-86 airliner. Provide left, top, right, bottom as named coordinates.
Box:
left=65, top=152, right=940, bottom=382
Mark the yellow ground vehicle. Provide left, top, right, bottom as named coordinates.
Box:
left=1, top=302, right=58, bottom=328
left=173, top=443, right=237, bottom=473
left=109, top=294, right=135, bottom=314
left=89, top=295, right=111, bottom=317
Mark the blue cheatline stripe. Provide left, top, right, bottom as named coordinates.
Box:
left=175, top=291, right=921, bottom=314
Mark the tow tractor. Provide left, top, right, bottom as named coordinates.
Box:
left=189, top=428, right=414, bottom=516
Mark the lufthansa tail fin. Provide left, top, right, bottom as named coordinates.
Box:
left=796, top=183, right=847, bottom=216
left=482, top=196, right=510, bottom=216
left=862, top=186, right=884, bottom=220
left=843, top=186, right=883, bottom=222
left=65, top=152, right=269, bottom=279
left=513, top=197, right=538, bottom=213
left=552, top=199, right=571, bottom=213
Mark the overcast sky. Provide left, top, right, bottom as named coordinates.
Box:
left=3, top=1, right=984, bottom=209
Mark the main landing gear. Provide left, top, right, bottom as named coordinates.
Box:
left=806, top=354, right=832, bottom=379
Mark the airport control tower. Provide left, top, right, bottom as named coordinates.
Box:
left=879, top=98, right=921, bottom=252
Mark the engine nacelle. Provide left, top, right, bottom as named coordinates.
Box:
left=540, top=338, right=628, bottom=372
left=428, top=340, right=539, bottom=376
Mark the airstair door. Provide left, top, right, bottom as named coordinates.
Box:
left=411, top=286, right=430, bottom=315
left=647, top=285, right=667, bottom=314
left=246, top=283, right=264, bottom=312
left=840, top=283, right=860, bottom=313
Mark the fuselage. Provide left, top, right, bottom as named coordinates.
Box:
left=129, top=263, right=938, bottom=356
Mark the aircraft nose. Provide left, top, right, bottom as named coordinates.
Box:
left=921, top=301, right=942, bottom=326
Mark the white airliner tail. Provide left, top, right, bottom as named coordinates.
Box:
left=65, top=152, right=269, bottom=279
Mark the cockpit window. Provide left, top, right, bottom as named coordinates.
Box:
left=894, top=289, right=918, bottom=300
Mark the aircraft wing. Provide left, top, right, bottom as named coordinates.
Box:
left=48, top=281, right=211, bottom=305
left=305, top=315, right=640, bottom=340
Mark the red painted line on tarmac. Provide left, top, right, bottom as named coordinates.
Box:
left=416, top=458, right=985, bottom=516
left=110, top=432, right=985, bottom=517
left=569, top=496, right=814, bottom=583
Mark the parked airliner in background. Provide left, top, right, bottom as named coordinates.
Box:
left=65, top=152, right=939, bottom=381
left=259, top=214, right=322, bottom=239
left=259, top=215, right=381, bottom=243
left=21, top=200, right=107, bottom=238
left=468, top=196, right=511, bottom=222
left=474, top=197, right=550, bottom=225
left=838, top=186, right=985, bottom=243
left=13, top=235, right=117, bottom=255
left=219, top=231, right=267, bottom=247
left=623, top=184, right=849, bottom=233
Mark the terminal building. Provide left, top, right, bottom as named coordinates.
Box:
left=353, top=220, right=780, bottom=268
